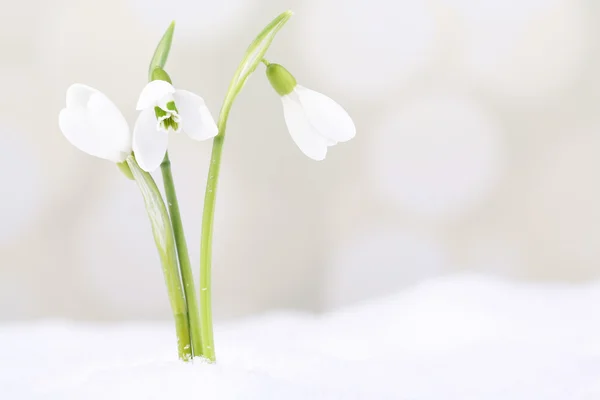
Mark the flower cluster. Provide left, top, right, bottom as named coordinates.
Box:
left=59, top=77, right=218, bottom=172
left=59, top=64, right=354, bottom=170
left=56, top=11, right=355, bottom=364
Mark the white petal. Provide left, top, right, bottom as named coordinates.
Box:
left=136, top=80, right=176, bottom=110
left=282, top=95, right=328, bottom=161
left=133, top=107, right=169, bottom=172
left=65, top=83, right=95, bottom=109
left=59, top=84, right=131, bottom=162
left=173, top=90, right=218, bottom=141
left=295, top=85, right=356, bottom=143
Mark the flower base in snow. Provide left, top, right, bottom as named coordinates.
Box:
left=3, top=275, right=600, bottom=399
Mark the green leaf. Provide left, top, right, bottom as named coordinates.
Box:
left=126, top=155, right=192, bottom=361
left=148, top=21, right=176, bottom=81
left=220, top=10, right=293, bottom=120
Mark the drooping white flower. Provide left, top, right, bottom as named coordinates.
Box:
left=59, top=84, right=132, bottom=163
left=266, top=63, right=355, bottom=160
left=133, top=79, right=218, bottom=171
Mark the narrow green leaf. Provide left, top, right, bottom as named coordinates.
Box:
left=148, top=21, right=176, bottom=81
left=126, top=155, right=192, bottom=361
left=220, top=10, right=293, bottom=120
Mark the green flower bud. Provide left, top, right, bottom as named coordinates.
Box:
left=266, top=63, right=297, bottom=96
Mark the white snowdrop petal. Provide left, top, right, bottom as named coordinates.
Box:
left=281, top=95, right=329, bottom=161
left=59, top=84, right=131, bottom=162
left=296, top=86, right=356, bottom=143
left=136, top=80, right=176, bottom=110
left=133, top=107, right=169, bottom=172
left=155, top=92, right=176, bottom=112
left=173, top=90, right=218, bottom=141
left=86, top=91, right=133, bottom=161
left=65, top=83, right=96, bottom=109
left=59, top=107, right=97, bottom=157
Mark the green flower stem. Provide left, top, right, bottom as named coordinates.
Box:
left=147, top=20, right=203, bottom=358
left=199, top=10, right=293, bottom=362
left=127, top=155, right=192, bottom=361
left=199, top=133, right=222, bottom=362
left=160, top=152, right=203, bottom=357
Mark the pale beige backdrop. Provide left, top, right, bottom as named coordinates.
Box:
left=1, top=0, right=599, bottom=321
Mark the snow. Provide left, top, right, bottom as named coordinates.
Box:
left=2, top=275, right=600, bottom=399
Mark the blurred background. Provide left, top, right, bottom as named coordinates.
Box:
left=2, top=0, right=600, bottom=321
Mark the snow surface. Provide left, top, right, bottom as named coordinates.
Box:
left=2, top=275, right=600, bottom=399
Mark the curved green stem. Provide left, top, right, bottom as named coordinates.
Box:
left=160, top=152, right=203, bottom=357
left=127, top=155, right=192, bottom=361
left=146, top=20, right=202, bottom=358
left=198, top=10, right=293, bottom=362
left=199, top=134, right=222, bottom=362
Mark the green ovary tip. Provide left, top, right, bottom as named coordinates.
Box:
left=266, top=63, right=297, bottom=96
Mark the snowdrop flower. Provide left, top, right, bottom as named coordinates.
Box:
left=266, top=63, right=355, bottom=160
left=59, top=84, right=132, bottom=163
left=133, top=69, right=218, bottom=171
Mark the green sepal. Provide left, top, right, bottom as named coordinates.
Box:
left=148, top=21, right=175, bottom=81
left=266, top=63, right=296, bottom=96
left=116, top=160, right=134, bottom=180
